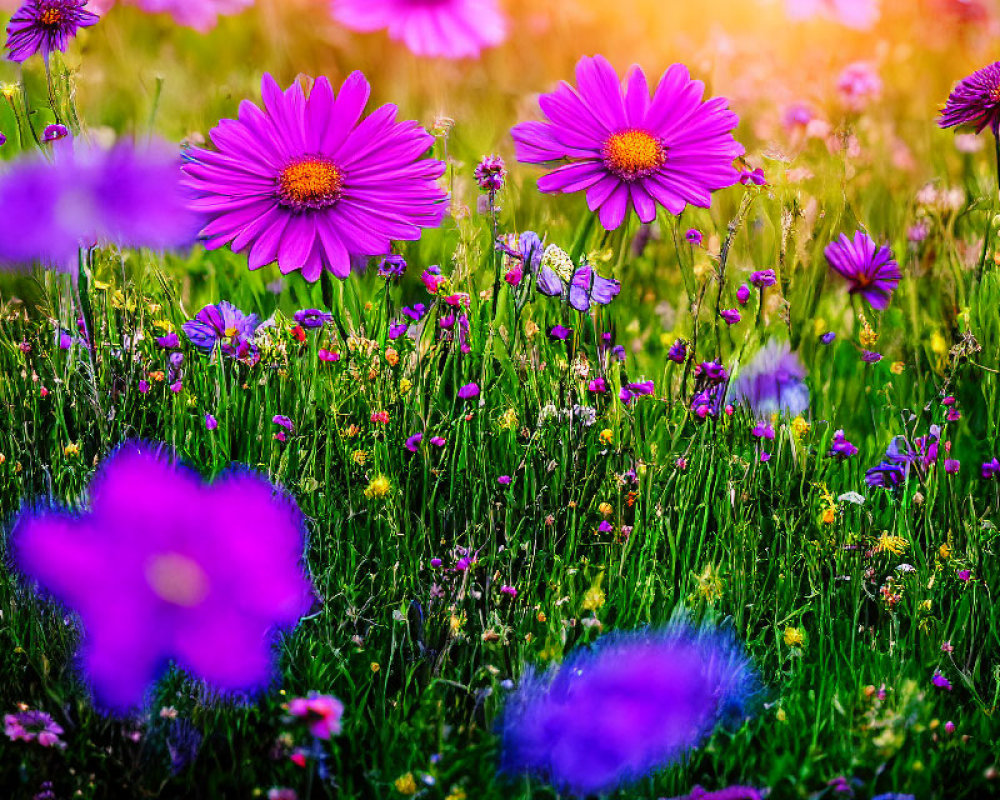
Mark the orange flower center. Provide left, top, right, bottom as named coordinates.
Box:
left=602, top=129, right=666, bottom=180
left=277, top=157, right=344, bottom=211
left=145, top=552, right=210, bottom=608
left=39, top=8, right=63, bottom=27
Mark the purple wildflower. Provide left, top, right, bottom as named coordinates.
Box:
left=10, top=443, right=314, bottom=711
left=739, top=167, right=766, bottom=186
left=588, top=378, right=609, bottom=394
left=138, top=379, right=150, bottom=394
left=939, top=62, right=1000, bottom=135
left=405, top=433, right=423, bottom=452
left=499, top=620, right=757, bottom=796
left=157, top=332, right=180, bottom=349
left=749, top=269, right=776, bottom=288
left=378, top=254, right=407, bottom=280
left=42, top=123, right=69, bottom=143
left=474, top=154, right=506, bottom=192
left=736, top=284, right=750, bottom=306
left=458, top=382, right=480, bottom=400
left=204, top=413, right=218, bottom=431
left=402, top=303, right=427, bottom=321
left=497, top=475, right=511, bottom=485
left=820, top=331, right=837, bottom=344
left=663, top=786, right=762, bottom=800
left=548, top=324, right=572, bottom=341
left=5, top=0, right=98, bottom=63
left=945, top=458, right=961, bottom=474
left=4, top=710, right=65, bottom=748
left=957, top=568, right=972, bottom=582
left=293, top=309, right=332, bottom=329
left=287, top=693, right=344, bottom=740
left=182, top=73, right=447, bottom=282
left=620, top=379, right=655, bottom=405
left=981, top=457, right=1000, bottom=479
left=728, top=340, right=808, bottom=417
left=389, top=322, right=408, bottom=340
left=511, top=56, right=744, bottom=230
left=272, top=415, right=294, bottom=431
left=720, top=308, right=741, bottom=325
left=667, top=339, right=687, bottom=364
left=182, top=301, right=260, bottom=360
left=759, top=451, right=771, bottom=463
left=429, top=436, right=445, bottom=447
left=751, top=423, right=775, bottom=440
left=931, top=671, right=953, bottom=691
left=861, top=350, right=883, bottom=363
left=686, top=228, right=703, bottom=246
left=824, top=232, right=901, bottom=310
left=829, top=429, right=858, bottom=459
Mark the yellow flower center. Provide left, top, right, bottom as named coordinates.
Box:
left=39, top=8, right=63, bottom=27
left=277, top=157, right=344, bottom=211
left=602, top=129, right=666, bottom=180
left=145, top=552, right=210, bottom=607
left=224, top=326, right=238, bottom=338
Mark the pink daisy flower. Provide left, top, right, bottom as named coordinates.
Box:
left=330, top=0, right=506, bottom=59
left=511, top=56, right=744, bottom=231
left=182, top=73, right=448, bottom=282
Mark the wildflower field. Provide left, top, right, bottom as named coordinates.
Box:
left=1, top=0, right=1000, bottom=798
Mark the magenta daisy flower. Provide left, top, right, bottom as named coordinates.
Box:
left=939, top=62, right=1000, bottom=135
left=511, top=56, right=744, bottom=231
left=182, top=73, right=448, bottom=282
left=5, top=0, right=99, bottom=63
left=329, top=0, right=506, bottom=60
left=824, top=231, right=901, bottom=310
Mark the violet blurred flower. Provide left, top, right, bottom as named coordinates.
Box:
left=749, top=269, right=776, bottom=288
left=739, top=167, right=766, bottom=186
left=389, top=322, right=408, bottom=340
left=405, top=433, right=423, bottom=452
left=498, top=475, right=511, bottom=485
left=499, top=620, right=757, bottom=796
left=820, top=332, right=837, bottom=345
left=620, top=380, right=654, bottom=405
left=751, top=423, right=775, bottom=440
left=663, top=785, right=762, bottom=800
left=204, top=413, right=218, bottom=431
left=5, top=0, right=99, bottom=63
left=736, top=284, right=750, bottom=306
left=10, top=442, right=314, bottom=711
left=667, top=339, right=687, bottom=364
left=548, top=325, right=571, bottom=341
left=402, top=304, right=427, bottom=321
left=720, top=308, right=741, bottom=325
left=829, top=429, right=858, bottom=459
left=588, top=378, right=608, bottom=394
left=861, top=350, right=882, bottom=363
left=458, top=383, right=480, bottom=399
left=931, top=671, right=953, bottom=691
left=728, top=340, right=808, bottom=417
left=287, top=693, right=344, bottom=740
left=157, top=332, right=180, bottom=349
left=293, top=310, right=332, bottom=329
left=981, top=457, right=1000, bottom=479
left=429, top=436, right=445, bottom=447
left=42, top=123, right=69, bottom=143
left=944, top=459, right=961, bottom=474
left=378, top=255, right=407, bottom=280
left=183, top=301, right=260, bottom=361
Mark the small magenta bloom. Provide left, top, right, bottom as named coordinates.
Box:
left=204, top=413, right=218, bottom=431
left=588, top=377, right=608, bottom=394
left=548, top=325, right=572, bottom=341
left=429, top=436, right=445, bottom=447
left=4, top=710, right=65, bottom=748
left=512, top=56, right=743, bottom=231
left=11, top=443, right=314, bottom=711
left=944, top=458, right=961, bottom=474
left=183, top=302, right=259, bottom=360
left=405, top=433, right=423, bottom=452
left=736, top=284, right=750, bottom=306
left=475, top=154, right=506, bottom=192
left=183, top=73, right=447, bottom=282
left=287, top=693, right=344, bottom=740
left=760, top=451, right=771, bottom=463
left=620, top=380, right=655, bottom=405
left=939, top=62, right=1000, bottom=135
left=272, top=415, right=294, bottom=432
left=318, top=349, right=340, bottom=363
left=825, top=231, right=901, bottom=310
left=862, top=350, right=883, bottom=363
left=750, top=269, right=776, bottom=288
left=5, top=0, right=98, bottom=63
left=42, top=123, right=69, bottom=142
left=720, top=308, right=741, bottom=325
left=931, top=671, right=953, bottom=691
left=499, top=620, right=757, bottom=796
left=685, top=228, right=703, bottom=246
left=751, top=423, right=775, bottom=440
left=378, top=254, right=407, bottom=280
left=667, top=339, right=687, bottom=364
left=957, top=568, right=972, bottom=581
left=739, top=167, right=766, bottom=186
left=498, top=475, right=512, bottom=485
left=829, top=429, right=858, bottom=459
left=156, top=332, right=180, bottom=349
left=330, top=0, right=506, bottom=59
left=837, top=62, right=882, bottom=111
left=458, top=382, right=480, bottom=399
left=982, top=457, right=1000, bottom=479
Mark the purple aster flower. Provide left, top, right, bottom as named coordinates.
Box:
left=293, top=309, right=333, bottom=329
left=685, top=228, right=703, bottom=246
left=497, top=475, right=511, bottom=485
left=728, top=340, right=809, bottom=417
left=667, top=338, right=687, bottom=364
left=720, top=308, right=741, bottom=325
left=759, top=451, right=771, bottom=462
left=405, top=433, right=423, bottom=452
left=931, top=671, right=953, bottom=691
left=272, top=415, right=294, bottom=431
left=548, top=324, right=572, bottom=341
left=378, top=254, right=407, bottom=280
left=861, top=350, right=882, bottom=363
left=945, top=458, right=961, bottom=474
left=204, top=413, right=218, bottom=431
left=330, top=0, right=507, bottom=59
left=5, top=0, right=98, bottom=63
left=157, top=332, right=180, bottom=349
left=499, top=620, right=757, bottom=796
left=429, top=436, right=445, bottom=447
left=402, top=303, right=426, bottom=321
left=739, top=167, right=766, bottom=186
left=820, top=331, right=837, bottom=344
left=4, top=709, right=65, bottom=748
left=10, top=442, right=314, bottom=711
left=42, top=123, right=69, bottom=142
left=736, top=284, right=750, bottom=306
left=389, top=322, right=408, bottom=339
left=751, top=423, right=775, bottom=440
left=829, top=429, right=858, bottom=458
left=750, top=269, right=776, bottom=288
left=824, top=231, right=901, bottom=310
left=457, top=382, right=480, bottom=399
left=182, top=73, right=447, bottom=282
left=512, top=56, right=744, bottom=231
left=0, top=140, right=201, bottom=271
left=182, top=301, right=260, bottom=360
left=981, top=457, right=1000, bottom=479
left=939, top=62, right=1000, bottom=135
left=588, top=377, right=608, bottom=393
left=474, top=154, right=506, bottom=192
left=138, top=379, right=150, bottom=393
left=0, top=132, right=7, bottom=147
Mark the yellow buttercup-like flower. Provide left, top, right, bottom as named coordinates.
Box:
left=783, top=626, right=805, bottom=648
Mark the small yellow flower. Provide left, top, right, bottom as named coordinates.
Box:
left=582, top=573, right=605, bottom=612
left=449, top=613, right=466, bottom=633
left=597, top=502, right=613, bottom=516
left=938, top=541, right=952, bottom=560
left=813, top=318, right=827, bottom=336
left=351, top=449, right=368, bottom=466
left=693, top=563, right=724, bottom=604
left=445, top=787, right=467, bottom=800
left=399, top=378, right=412, bottom=395
left=342, top=425, right=361, bottom=439
left=370, top=662, right=380, bottom=673
left=365, top=475, right=391, bottom=499
left=0, top=453, right=6, bottom=466
left=776, top=707, right=787, bottom=722
left=599, top=429, right=614, bottom=446
left=385, top=348, right=399, bottom=367
left=876, top=532, right=908, bottom=555
left=523, top=320, right=540, bottom=339
left=536, top=611, right=547, bottom=623
left=930, top=331, right=948, bottom=355
left=783, top=626, right=805, bottom=648
left=821, top=507, right=836, bottom=525
left=890, top=361, right=905, bottom=374
left=394, top=773, right=417, bottom=795
left=791, top=416, right=810, bottom=439
left=64, top=443, right=80, bottom=457
left=499, top=407, right=518, bottom=430
left=859, top=322, right=879, bottom=347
